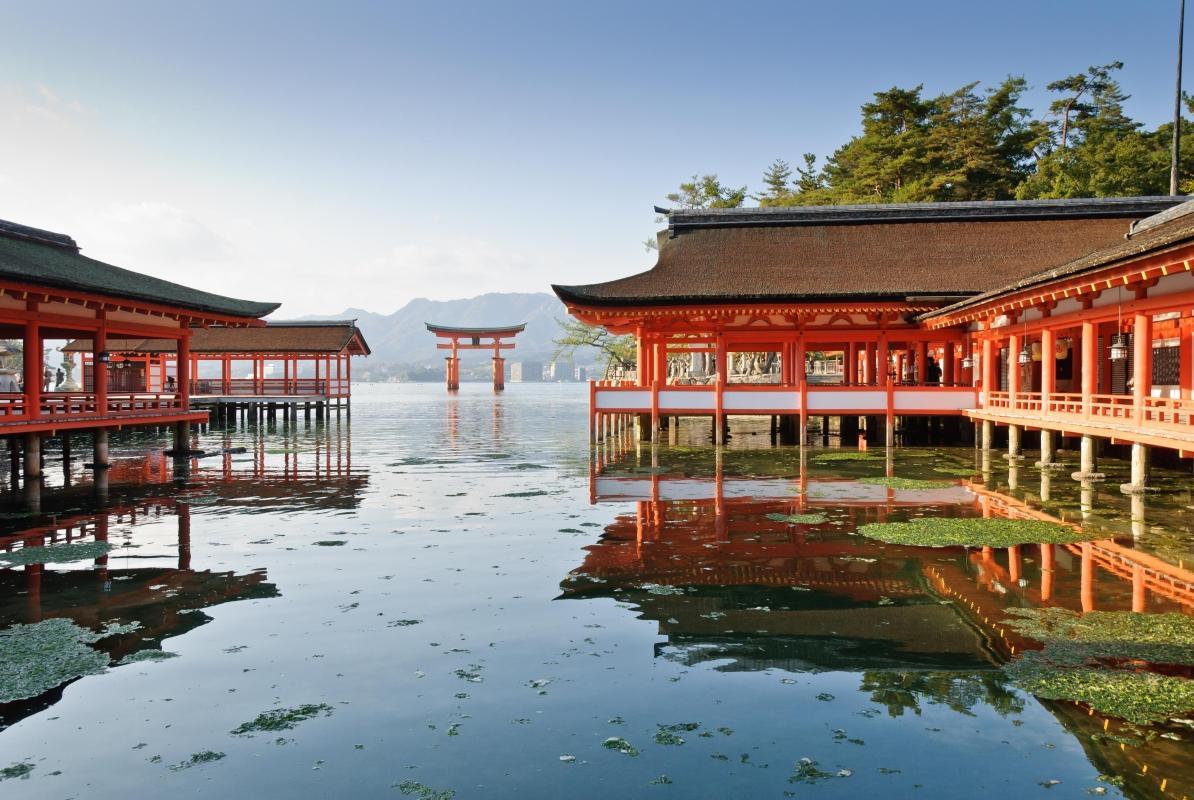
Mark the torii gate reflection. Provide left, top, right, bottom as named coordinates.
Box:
left=425, top=323, right=526, bottom=392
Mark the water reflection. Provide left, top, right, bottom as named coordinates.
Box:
left=0, top=499, right=278, bottom=730
left=0, top=418, right=366, bottom=731
left=582, top=442, right=1194, bottom=800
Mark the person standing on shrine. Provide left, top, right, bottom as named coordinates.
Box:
left=925, top=357, right=942, bottom=386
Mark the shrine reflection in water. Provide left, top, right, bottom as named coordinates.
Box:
left=0, top=415, right=366, bottom=731
left=1, top=385, right=1192, bottom=799
left=578, top=431, right=1194, bottom=800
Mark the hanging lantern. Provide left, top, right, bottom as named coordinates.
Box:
left=1055, top=339, right=1070, bottom=360
left=1030, top=342, right=1042, bottom=362
left=961, top=353, right=973, bottom=370
left=1017, top=344, right=1031, bottom=365
left=1109, top=333, right=1129, bottom=361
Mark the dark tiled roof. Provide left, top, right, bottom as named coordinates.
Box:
left=425, top=322, right=526, bottom=335
left=65, top=321, right=370, bottom=355
left=554, top=198, right=1189, bottom=307
left=922, top=200, right=1194, bottom=320
left=661, top=196, right=1185, bottom=232
left=0, top=218, right=279, bottom=320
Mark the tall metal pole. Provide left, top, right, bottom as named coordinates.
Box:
left=1173, top=0, right=1186, bottom=196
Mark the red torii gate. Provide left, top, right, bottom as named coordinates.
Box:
left=425, top=323, right=525, bottom=391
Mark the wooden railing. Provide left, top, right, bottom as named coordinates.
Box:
left=189, top=378, right=347, bottom=397
left=980, top=389, right=1194, bottom=438
left=591, top=382, right=976, bottom=414
left=0, top=392, right=187, bottom=425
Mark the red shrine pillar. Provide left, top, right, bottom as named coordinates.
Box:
left=1041, top=327, right=1056, bottom=410
left=1080, top=320, right=1096, bottom=417
left=1133, top=310, right=1152, bottom=424
left=94, top=317, right=108, bottom=414
left=1007, top=331, right=1021, bottom=405
left=172, top=330, right=191, bottom=456
left=446, top=339, right=459, bottom=391
left=492, top=342, right=505, bottom=391
left=23, top=315, right=41, bottom=419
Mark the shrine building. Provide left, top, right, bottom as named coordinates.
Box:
left=554, top=196, right=1194, bottom=481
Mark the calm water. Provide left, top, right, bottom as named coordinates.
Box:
left=1, top=383, right=1192, bottom=799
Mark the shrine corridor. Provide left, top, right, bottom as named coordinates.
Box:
left=1, top=383, right=1192, bottom=800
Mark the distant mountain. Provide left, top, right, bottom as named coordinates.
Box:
left=299, top=292, right=584, bottom=378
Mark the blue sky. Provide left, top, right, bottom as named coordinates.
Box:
left=0, top=1, right=1187, bottom=315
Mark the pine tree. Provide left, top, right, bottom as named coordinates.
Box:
left=757, top=159, right=793, bottom=206
left=822, top=86, right=934, bottom=202
left=665, top=175, right=747, bottom=209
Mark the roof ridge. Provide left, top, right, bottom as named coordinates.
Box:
left=1128, top=198, right=1194, bottom=236
left=0, top=218, right=78, bottom=251
left=662, top=196, right=1191, bottom=235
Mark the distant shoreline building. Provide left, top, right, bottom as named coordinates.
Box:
left=510, top=360, right=543, bottom=382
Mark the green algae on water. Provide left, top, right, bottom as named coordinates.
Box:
left=0, top=762, right=34, bottom=781
left=0, top=541, right=114, bottom=567
left=170, top=751, right=226, bottom=771
left=602, top=736, right=640, bottom=756
left=1004, top=609, right=1194, bottom=665
left=395, top=780, right=456, bottom=799
left=857, top=517, right=1093, bottom=548
left=933, top=465, right=978, bottom=476
left=1002, top=609, right=1194, bottom=723
left=654, top=722, right=700, bottom=745
left=119, top=649, right=179, bottom=665
left=787, top=757, right=837, bottom=784
left=0, top=618, right=138, bottom=702
left=765, top=512, right=828, bottom=525
left=230, top=703, right=334, bottom=735
left=1006, top=655, right=1194, bottom=724
left=810, top=451, right=881, bottom=463
left=858, top=476, right=954, bottom=490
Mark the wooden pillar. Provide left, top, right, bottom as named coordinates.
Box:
left=714, top=332, right=726, bottom=445
left=94, top=319, right=108, bottom=416
left=23, top=433, right=41, bottom=480
left=1007, top=331, right=1020, bottom=404
left=942, top=341, right=955, bottom=386
left=493, top=356, right=505, bottom=391
left=1080, top=320, right=1096, bottom=416
left=916, top=340, right=928, bottom=384
left=1180, top=317, right=1194, bottom=400
left=93, top=428, right=110, bottom=468
left=23, top=317, right=41, bottom=419
left=635, top=327, right=646, bottom=387
left=1039, top=429, right=1055, bottom=465
left=1040, top=326, right=1056, bottom=412
left=447, top=339, right=459, bottom=391
left=981, top=336, right=995, bottom=399
left=845, top=341, right=857, bottom=385
left=795, top=336, right=807, bottom=446
left=1133, top=311, right=1152, bottom=424
left=177, top=332, right=191, bottom=410
left=651, top=339, right=666, bottom=443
